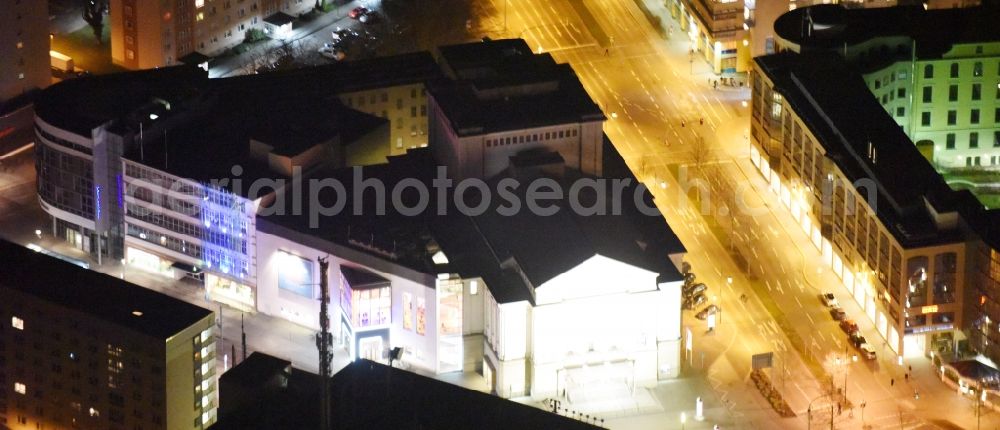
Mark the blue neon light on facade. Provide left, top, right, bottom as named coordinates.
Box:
left=95, top=185, right=102, bottom=220
left=115, top=174, right=124, bottom=208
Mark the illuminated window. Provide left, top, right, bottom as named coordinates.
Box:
left=89, top=407, right=100, bottom=417
left=195, top=0, right=205, bottom=7
left=470, top=280, right=479, bottom=295
left=14, top=382, right=26, bottom=394
left=197, top=12, right=205, bottom=21
left=11, top=316, right=23, bottom=330
left=16, top=41, right=23, bottom=49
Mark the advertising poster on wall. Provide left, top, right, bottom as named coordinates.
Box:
left=278, top=251, right=314, bottom=297
left=416, top=297, right=426, bottom=335
left=403, top=292, right=413, bottom=331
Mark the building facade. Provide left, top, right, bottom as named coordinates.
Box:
left=0, top=239, right=217, bottom=430
left=773, top=4, right=1000, bottom=169
left=668, top=0, right=752, bottom=74
left=428, top=39, right=606, bottom=181
left=750, top=51, right=967, bottom=357
left=110, top=0, right=314, bottom=70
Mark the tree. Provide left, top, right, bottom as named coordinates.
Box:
left=83, top=0, right=108, bottom=45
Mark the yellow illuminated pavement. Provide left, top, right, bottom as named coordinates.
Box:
left=476, top=0, right=1000, bottom=428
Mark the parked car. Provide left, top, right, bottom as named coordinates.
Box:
left=319, top=47, right=346, bottom=61
left=696, top=304, right=720, bottom=320
left=684, top=293, right=707, bottom=310
left=858, top=343, right=876, bottom=360
left=821, top=292, right=839, bottom=307
left=683, top=272, right=696, bottom=285
left=684, top=283, right=707, bottom=298
left=830, top=307, right=846, bottom=321
left=840, top=319, right=859, bottom=335
left=359, top=11, right=379, bottom=23
left=850, top=332, right=868, bottom=348
left=349, top=6, right=369, bottom=19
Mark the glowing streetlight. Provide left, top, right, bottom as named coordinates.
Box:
left=680, top=412, right=686, bottom=430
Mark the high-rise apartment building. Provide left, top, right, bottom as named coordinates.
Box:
left=110, top=0, right=314, bottom=70
left=0, top=0, right=49, bottom=103
left=0, top=239, right=218, bottom=430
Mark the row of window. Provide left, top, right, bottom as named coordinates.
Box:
left=942, top=131, right=1000, bottom=150
left=485, top=128, right=579, bottom=148
left=922, top=60, right=1000, bottom=80
left=920, top=108, right=1000, bottom=127
left=920, top=83, right=1000, bottom=103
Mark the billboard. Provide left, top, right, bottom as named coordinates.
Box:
left=278, top=251, right=314, bottom=297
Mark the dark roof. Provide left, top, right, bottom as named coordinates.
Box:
left=34, top=52, right=440, bottom=190
left=948, top=359, right=1000, bottom=381
left=340, top=265, right=390, bottom=289
left=429, top=38, right=604, bottom=136
left=432, top=171, right=686, bottom=304
left=34, top=66, right=209, bottom=137
left=178, top=51, right=212, bottom=65
left=256, top=148, right=442, bottom=276
left=213, top=353, right=606, bottom=430
left=0, top=239, right=212, bottom=339
left=221, top=352, right=292, bottom=386
left=755, top=51, right=961, bottom=248
left=263, top=11, right=296, bottom=26
left=775, top=3, right=1000, bottom=59
left=330, top=360, right=605, bottom=430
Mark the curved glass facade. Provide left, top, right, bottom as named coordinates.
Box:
left=35, top=139, right=95, bottom=220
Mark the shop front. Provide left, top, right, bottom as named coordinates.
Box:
left=205, top=273, right=256, bottom=312
left=126, top=246, right=176, bottom=278
left=339, top=265, right=393, bottom=363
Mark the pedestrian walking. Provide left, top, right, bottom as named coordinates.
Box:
left=837, top=402, right=842, bottom=415
left=905, top=373, right=909, bottom=381
left=699, top=117, right=704, bottom=125
left=891, top=378, right=895, bottom=386
left=908, top=365, right=912, bottom=372
left=604, top=48, right=609, bottom=56
left=713, top=80, right=718, bottom=89
left=681, top=120, right=686, bottom=127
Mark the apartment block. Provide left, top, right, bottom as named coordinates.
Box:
left=0, top=239, right=217, bottom=430
left=110, top=0, right=314, bottom=70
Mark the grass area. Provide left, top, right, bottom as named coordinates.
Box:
left=50, top=22, right=127, bottom=75
left=940, top=168, right=1000, bottom=209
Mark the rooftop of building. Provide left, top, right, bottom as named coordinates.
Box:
left=429, top=38, right=605, bottom=136
left=256, top=140, right=683, bottom=298
left=754, top=51, right=961, bottom=248
left=774, top=2, right=1000, bottom=58
left=0, top=239, right=212, bottom=339
left=431, top=167, right=686, bottom=304
left=214, top=352, right=606, bottom=430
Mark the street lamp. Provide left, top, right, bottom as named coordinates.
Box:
left=680, top=412, right=686, bottom=430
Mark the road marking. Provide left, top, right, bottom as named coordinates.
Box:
left=805, top=312, right=814, bottom=325
left=794, top=296, right=802, bottom=308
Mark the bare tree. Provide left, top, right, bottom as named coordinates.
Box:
left=82, top=0, right=108, bottom=45
left=689, top=132, right=714, bottom=173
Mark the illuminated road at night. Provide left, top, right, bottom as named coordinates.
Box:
left=475, top=0, right=1000, bottom=428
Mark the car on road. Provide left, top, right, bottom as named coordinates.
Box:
left=830, top=307, right=846, bottom=321
left=684, top=272, right=696, bottom=284
left=839, top=319, right=859, bottom=335
left=321, top=42, right=339, bottom=50
left=858, top=343, right=876, bottom=360
left=684, top=293, right=707, bottom=310
left=684, top=283, right=707, bottom=298
left=821, top=292, right=839, bottom=307
left=696, top=304, right=720, bottom=320
left=319, top=47, right=346, bottom=61
left=349, top=6, right=369, bottom=19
